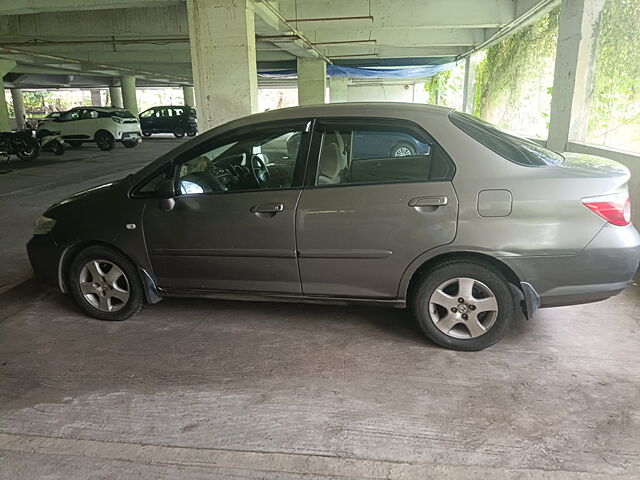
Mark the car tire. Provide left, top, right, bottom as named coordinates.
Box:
left=142, top=131, right=152, bottom=137
left=411, top=259, right=514, bottom=351
left=390, top=141, right=416, bottom=157
left=68, top=140, right=83, bottom=148
left=122, top=139, right=139, bottom=148
left=95, top=131, right=115, bottom=151
left=173, top=126, right=185, bottom=138
left=68, top=245, right=144, bottom=321
left=186, top=128, right=197, bottom=137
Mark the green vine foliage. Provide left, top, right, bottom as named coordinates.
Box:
left=472, top=7, right=560, bottom=137
left=587, top=0, right=640, bottom=152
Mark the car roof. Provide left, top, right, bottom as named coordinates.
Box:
left=223, top=102, right=453, bottom=131
left=70, top=106, right=130, bottom=112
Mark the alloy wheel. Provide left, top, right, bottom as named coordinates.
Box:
left=79, top=259, right=130, bottom=312
left=428, top=277, right=498, bottom=339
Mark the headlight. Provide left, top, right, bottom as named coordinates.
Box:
left=111, top=116, right=123, bottom=124
left=33, top=215, right=56, bottom=235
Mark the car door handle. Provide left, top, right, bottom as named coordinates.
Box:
left=408, top=196, right=448, bottom=207
left=250, top=203, right=284, bottom=214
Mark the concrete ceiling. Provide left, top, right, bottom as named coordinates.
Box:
left=0, top=0, right=559, bottom=88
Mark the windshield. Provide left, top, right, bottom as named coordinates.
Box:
left=449, top=111, right=564, bottom=166
left=110, top=110, right=136, bottom=119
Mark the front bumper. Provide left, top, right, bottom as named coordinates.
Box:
left=502, top=224, right=640, bottom=308
left=26, top=233, right=63, bottom=289
left=119, top=131, right=141, bottom=142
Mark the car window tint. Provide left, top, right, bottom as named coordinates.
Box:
left=173, top=108, right=184, bottom=116
left=60, top=109, right=80, bottom=121
left=449, top=111, right=563, bottom=166
left=315, top=126, right=453, bottom=186
left=176, top=125, right=306, bottom=195
left=140, top=110, right=153, bottom=118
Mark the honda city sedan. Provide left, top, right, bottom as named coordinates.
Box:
left=27, top=103, right=640, bottom=350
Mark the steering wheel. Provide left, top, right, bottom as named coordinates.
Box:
left=250, top=153, right=271, bottom=188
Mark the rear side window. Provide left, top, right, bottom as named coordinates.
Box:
left=449, top=111, right=563, bottom=166
left=315, top=120, right=454, bottom=187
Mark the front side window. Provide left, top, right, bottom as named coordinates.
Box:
left=175, top=123, right=308, bottom=195
left=449, top=111, right=563, bottom=166
left=140, top=109, right=154, bottom=118
left=60, top=109, right=81, bottom=121
left=315, top=123, right=454, bottom=186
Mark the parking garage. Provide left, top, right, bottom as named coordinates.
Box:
left=1, top=1, right=640, bottom=478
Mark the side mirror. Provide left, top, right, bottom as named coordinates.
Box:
left=157, top=178, right=175, bottom=211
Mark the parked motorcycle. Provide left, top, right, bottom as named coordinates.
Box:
left=38, top=130, right=67, bottom=155
left=0, top=131, right=40, bottom=161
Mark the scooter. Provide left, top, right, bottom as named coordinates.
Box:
left=39, top=130, right=67, bottom=155
left=0, top=131, right=40, bottom=161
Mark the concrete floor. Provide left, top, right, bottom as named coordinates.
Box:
left=1, top=139, right=639, bottom=479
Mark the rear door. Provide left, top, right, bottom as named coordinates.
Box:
left=296, top=118, right=458, bottom=298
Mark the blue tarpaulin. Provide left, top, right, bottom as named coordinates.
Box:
left=259, top=63, right=456, bottom=79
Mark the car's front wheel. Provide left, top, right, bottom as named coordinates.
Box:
left=412, top=259, right=514, bottom=351
left=95, top=131, right=115, bottom=151
left=142, top=131, right=152, bottom=137
left=69, top=245, right=144, bottom=321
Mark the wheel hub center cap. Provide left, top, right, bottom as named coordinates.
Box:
left=458, top=304, right=468, bottom=314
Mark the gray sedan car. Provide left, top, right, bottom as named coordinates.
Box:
left=27, top=103, right=640, bottom=350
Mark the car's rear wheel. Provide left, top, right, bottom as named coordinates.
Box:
left=186, top=126, right=197, bottom=137
left=142, top=131, right=152, bottom=137
left=69, top=245, right=144, bottom=321
left=390, top=142, right=416, bottom=157
left=412, top=260, right=514, bottom=351
left=95, top=131, right=115, bottom=151
left=173, top=125, right=185, bottom=138
left=122, top=139, right=138, bottom=148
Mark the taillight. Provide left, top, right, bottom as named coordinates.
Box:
left=582, top=192, right=631, bottom=226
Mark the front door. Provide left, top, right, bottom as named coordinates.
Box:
left=296, top=118, right=458, bottom=298
left=141, top=119, right=312, bottom=293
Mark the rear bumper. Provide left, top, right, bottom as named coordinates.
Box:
left=502, top=224, right=640, bottom=309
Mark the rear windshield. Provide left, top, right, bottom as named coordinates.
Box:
left=109, top=110, right=136, bottom=119
left=449, top=111, right=563, bottom=166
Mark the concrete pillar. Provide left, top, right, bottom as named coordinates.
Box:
left=120, top=75, right=138, bottom=115
left=186, top=0, right=258, bottom=131
left=109, top=84, right=123, bottom=108
left=10, top=88, right=26, bottom=131
left=183, top=85, right=196, bottom=107
left=547, top=0, right=605, bottom=152
left=329, top=76, right=348, bottom=103
left=90, top=88, right=102, bottom=107
left=297, top=58, right=326, bottom=105
left=0, top=59, right=17, bottom=132
left=462, top=56, right=476, bottom=114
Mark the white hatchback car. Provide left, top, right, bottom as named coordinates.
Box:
left=37, top=107, right=142, bottom=151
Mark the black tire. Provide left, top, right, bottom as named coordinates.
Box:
left=390, top=141, right=416, bottom=157
left=173, top=125, right=185, bottom=138
left=186, top=126, right=197, bottom=137
left=68, top=245, right=144, bottom=321
left=122, top=139, right=139, bottom=148
left=95, top=131, right=115, bottom=151
left=16, top=138, right=40, bottom=161
left=411, top=259, right=514, bottom=351
left=68, top=140, right=83, bottom=148
left=142, top=131, right=152, bottom=137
